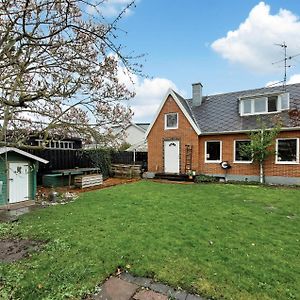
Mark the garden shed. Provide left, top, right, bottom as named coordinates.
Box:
left=0, top=147, right=48, bottom=207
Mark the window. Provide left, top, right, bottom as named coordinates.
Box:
left=205, top=141, right=222, bottom=162
left=268, top=96, right=277, bottom=112
left=243, top=99, right=252, bottom=114
left=276, top=138, right=299, bottom=164
left=240, top=93, right=289, bottom=116
left=165, top=113, right=178, bottom=129
left=234, top=140, right=252, bottom=163
left=254, top=97, right=266, bottom=113
left=280, top=93, right=289, bottom=109
left=35, top=139, right=75, bottom=149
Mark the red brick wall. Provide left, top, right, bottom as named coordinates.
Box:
left=148, top=95, right=199, bottom=173
left=199, top=131, right=300, bottom=178
left=147, top=95, right=300, bottom=178
left=199, top=133, right=258, bottom=176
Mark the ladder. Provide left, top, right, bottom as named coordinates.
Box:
left=185, top=144, right=193, bottom=173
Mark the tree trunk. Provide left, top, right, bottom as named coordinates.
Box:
left=0, top=107, right=10, bottom=143
left=259, top=161, right=264, bottom=184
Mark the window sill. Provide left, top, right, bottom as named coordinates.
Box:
left=275, top=161, right=299, bottom=165
left=164, top=127, right=178, bottom=130
left=241, top=110, right=284, bottom=117
left=205, top=160, right=222, bottom=164
left=233, top=161, right=253, bottom=164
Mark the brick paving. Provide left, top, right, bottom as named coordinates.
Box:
left=88, top=272, right=205, bottom=300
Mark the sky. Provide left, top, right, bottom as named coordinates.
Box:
left=99, top=0, right=300, bottom=123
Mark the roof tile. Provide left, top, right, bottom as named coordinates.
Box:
left=181, top=83, right=300, bottom=133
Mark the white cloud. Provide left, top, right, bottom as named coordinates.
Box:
left=116, top=54, right=186, bottom=122
left=92, top=0, right=137, bottom=18
left=211, top=2, right=300, bottom=73
left=287, top=74, right=300, bottom=84
left=265, top=80, right=281, bottom=87
left=131, top=77, right=178, bottom=122
left=117, top=67, right=179, bottom=122
left=266, top=73, right=300, bottom=87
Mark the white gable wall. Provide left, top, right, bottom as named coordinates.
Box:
left=124, top=125, right=146, bottom=146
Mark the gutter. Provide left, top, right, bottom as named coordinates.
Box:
left=198, top=126, right=300, bottom=136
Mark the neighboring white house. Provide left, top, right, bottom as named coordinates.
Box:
left=84, top=122, right=150, bottom=151
left=120, top=123, right=149, bottom=146
left=116, top=123, right=149, bottom=152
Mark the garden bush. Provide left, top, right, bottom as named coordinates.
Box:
left=194, top=174, right=218, bottom=183
left=81, top=148, right=112, bottom=179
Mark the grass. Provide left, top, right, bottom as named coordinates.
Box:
left=0, top=180, right=299, bottom=300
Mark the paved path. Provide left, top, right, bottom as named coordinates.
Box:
left=88, top=273, right=205, bottom=300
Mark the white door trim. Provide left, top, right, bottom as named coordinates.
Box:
left=164, top=140, right=180, bottom=173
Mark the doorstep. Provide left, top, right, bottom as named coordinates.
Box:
left=0, top=200, right=35, bottom=211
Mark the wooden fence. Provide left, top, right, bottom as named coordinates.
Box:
left=111, top=151, right=147, bottom=165
left=28, top=149, right=90, bottom=172
left=28, top=149, right=147, bottom=175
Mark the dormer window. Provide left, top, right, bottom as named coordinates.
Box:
left=165, top=113, right=178, bottom=129
left=240, top=93, right=289, bottom=116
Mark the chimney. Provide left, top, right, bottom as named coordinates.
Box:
left=192, top=82, right=203, bottom=106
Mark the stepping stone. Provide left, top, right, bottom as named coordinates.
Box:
left=186, top=293, right=205, bottom=300
left=132, top=276, right=152, bottom=288
left=94, top=277, right=138, bottom=300
left=149, top=282, right=170, bottom=295
left=119, top=272, right=136, bottom=283
left=133, top=290, right=168, bottom=300
left=170, top=290, right=188, bottom=300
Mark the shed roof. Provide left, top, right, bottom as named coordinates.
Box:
left=126, top=139, right=148, bottom=152
left=0, top=147, right=49, bottom=164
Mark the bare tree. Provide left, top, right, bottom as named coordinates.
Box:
left=0, top=0, right=140, bottom=148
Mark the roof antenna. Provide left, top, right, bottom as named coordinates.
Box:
left=272, top=42, right=300, bottom=90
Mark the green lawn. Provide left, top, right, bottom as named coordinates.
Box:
left=0, top=181, right=299, bottom=300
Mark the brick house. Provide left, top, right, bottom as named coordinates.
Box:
left=146, top=83, right=300, bottom=184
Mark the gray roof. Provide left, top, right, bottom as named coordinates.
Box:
left=135, top=123, right=150, bottom=131
left=179, top=83, right=300, bottom=134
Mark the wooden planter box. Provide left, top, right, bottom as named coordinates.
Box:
left=111, top=164, right=141, bottom=178
left=74, top=174, right=103, bottom=189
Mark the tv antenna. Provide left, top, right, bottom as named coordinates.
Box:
left=272, top=42, right=300, bottom=90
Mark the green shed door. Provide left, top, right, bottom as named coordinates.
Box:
left=9, top=162, right=29, bottom=203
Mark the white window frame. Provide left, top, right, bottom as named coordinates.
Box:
left=165, top=112, right=178, bottom=130
left=240, top=93, right=289, bottom=116
left=241, top=97, right=268, bottom=116
left=205, top=140, right=222, bottom=163
left=233, top=140, right=253, bottom=163
left=276, top=138, right=299, bottom=164
left=279, top=93, right=290, bottom=110
left=35, top=139, right=75, bottom=149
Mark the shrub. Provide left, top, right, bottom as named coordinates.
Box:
left=195, top=174, right=218, bottom=183
left=81, top=149, right=112, bottom=179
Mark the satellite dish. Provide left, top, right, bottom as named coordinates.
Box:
left=220, top=161, right=231, bottom=169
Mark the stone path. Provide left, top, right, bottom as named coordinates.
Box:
left=88, top=272, right=205, bottom=300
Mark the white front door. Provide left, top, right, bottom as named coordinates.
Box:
left=9, top=162, right=30, bottom=203
left=164, top=140, right=180, bottom=173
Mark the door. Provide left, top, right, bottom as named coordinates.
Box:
left=164, top=140, right=180, bottom=173
left=9, top=162, right=30, bottom=203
